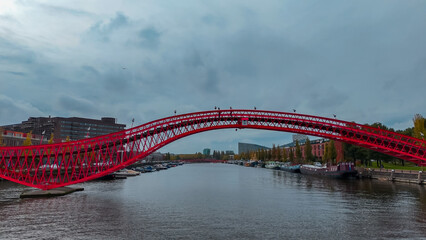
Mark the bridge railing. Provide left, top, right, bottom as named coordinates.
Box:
left=1, top=109, right=425, bottom=190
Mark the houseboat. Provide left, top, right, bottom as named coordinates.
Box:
left=300, top=162, right=357, bottom=179
left=280, top=164, right=301, bottom=173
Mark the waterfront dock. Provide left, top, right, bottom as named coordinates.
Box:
left=228, top=160, right=426, bottom=185
left=20, top=187, right=84, bottom=198
left=357, top=167, right=425, bottom=184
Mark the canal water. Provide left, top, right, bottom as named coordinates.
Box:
left=1, top=163, right=426, bottom=239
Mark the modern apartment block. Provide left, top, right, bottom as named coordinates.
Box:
left=2, top=116, right=126, bottom=141
left=238, top=142, right=270, bottom=154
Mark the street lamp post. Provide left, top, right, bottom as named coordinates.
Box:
left=420, top=132, right=424, bottom=171
left=85, top=127, right=91, bottom=138
left=39, top=130, right=45, bottom=145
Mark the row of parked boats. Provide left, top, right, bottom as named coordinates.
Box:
left=229, top=160, right=358, bottom=179
left=99, top=162, right=183, bottom=180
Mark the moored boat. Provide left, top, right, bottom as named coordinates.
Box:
left=96, top=173, right=127, bottom=180
left=143, top=165, right=157, bottom=172
left=300, top=162, right=357, bottom=179
left=280, top=164, right=301, bottom=173
left=114, top=169, right=140, bottom=177
left=133, top=167, right=145, bottom=173
left=154, top=164, right=168, bottom=171
left=265, top=162, right=281, bottom=170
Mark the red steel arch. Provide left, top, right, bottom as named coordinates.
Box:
left=1, top=110, right=425, bottom=190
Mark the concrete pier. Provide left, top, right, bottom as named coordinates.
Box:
left=20, top=187, right=84, bottom=198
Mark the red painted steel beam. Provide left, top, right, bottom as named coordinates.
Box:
left=1, top=110, right=425, bottom=190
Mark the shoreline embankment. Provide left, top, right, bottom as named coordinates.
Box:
left=357, top=167, right=425, bottom=184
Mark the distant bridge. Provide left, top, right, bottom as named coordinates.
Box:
left=1, top=110, right=425, bottom=190
left=181, top=159, right=224, bottom=163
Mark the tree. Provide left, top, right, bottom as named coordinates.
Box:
left=250, top=151, right=257, bottom=160
left=282, top=147, right=288, bottom=162
left=272, top=144, right=277, bottom=160
left=343, top=142, right=369, bottom=166
left=370, top=122, right=392, bottom=132
left=48, top=133, right=54, bottom=144
left=276, top=145, right=281, bottom=161
left=0, top=127, right=5, bottom=146
left=65, top=136, right=70, bottom=142
left=239, top=151, right=245, bottom=160
left=304, top=138, right=313, bottom=163
left=295, top=140, right=302, bottom=163
left=397, top=127, right=414, bottom=137
left=289, top=148, right=294, bottom=162
left=23, top=131, right=32, bottom=146
left=22, top=131, right=33, bottom=158
left=329, top=140, right=337, bottom=164
left=413, top=114, right=426, bottom=140
left=322, top=143, right=330, bottom=163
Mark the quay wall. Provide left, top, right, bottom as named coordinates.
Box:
left=356, top=167, right=425, bottom=185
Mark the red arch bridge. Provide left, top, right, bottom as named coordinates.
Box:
left=1, top=110, right=425, bottom=190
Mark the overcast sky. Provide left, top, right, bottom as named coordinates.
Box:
left=1, top=0, right=425, bottom=153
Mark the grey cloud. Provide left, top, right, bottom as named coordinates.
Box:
left=57, top=95, right=98, bottom=115
left=137, top=27, right=161, bottom=49
left=307, top=90, right=348, bottom=110
left=202, top=15, right=227, bottom=27
left=1, top=71, right=26, bottom=76
left=184, top=50, right=204, bottom=68
left=104, top=70, right=130, bottom=93
left=203, top=69, right=220, bottom=94
left=2, top=0, right=426, bottom=153
left=37, top=3, right=93, bottom=17
left=81, top=65, right=100, bottom=76
left=0, top=37, right=53, bottom=96
left=0, top=54, right=34, bottom=64
left=85, top=12, right=129, bottom=42
left=0, top=15, right=17, bottom=23
left=0, top=38, right=36, bottom=65
left=0, top=95, right=44, bottom=125
left=384, top=58, right=426, bottom=91
left=16, top=1, right=93, bottom=17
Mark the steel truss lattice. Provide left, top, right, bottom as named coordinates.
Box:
left=1, top=110, right=425, bottom=190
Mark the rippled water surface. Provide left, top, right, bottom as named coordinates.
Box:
left=1, top=163, right=426, bottom=239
